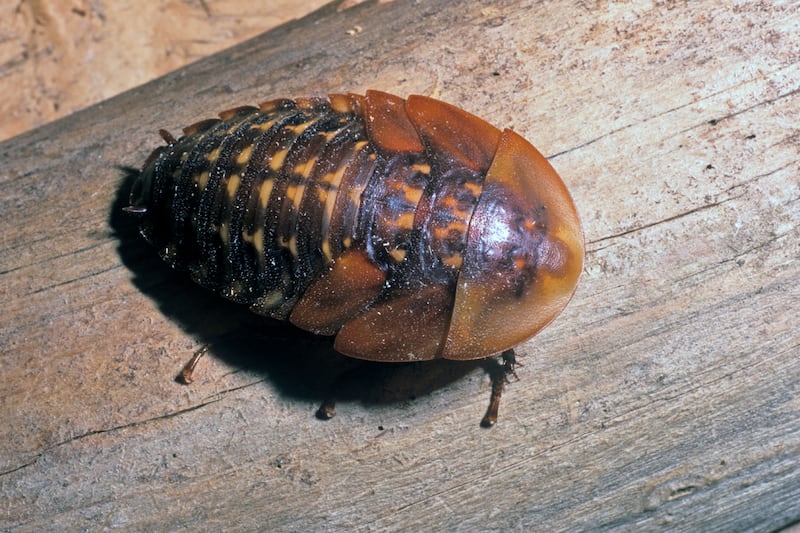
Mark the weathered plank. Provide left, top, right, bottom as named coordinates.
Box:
left=1, top=0, right=797, bottom=530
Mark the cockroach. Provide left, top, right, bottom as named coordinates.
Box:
left=125, top=90, right=584, bottom=426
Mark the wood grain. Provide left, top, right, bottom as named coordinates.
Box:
left=1, top=0, right=798, bottom=530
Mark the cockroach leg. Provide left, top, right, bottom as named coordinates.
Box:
left=159, top=128, right=177, bottom=144
left=122, top=205, right=148, bottom=215
left=315, top=359, right=371, bottom=420
left=316, top=396, right=337, bottom=420
left=502, top=348, right=521, bottom=377
left=480, top=349, right=517, bottom=428
left=315, top=365, right=350, bottom=420
left=176, top=345, right=209, bottom=385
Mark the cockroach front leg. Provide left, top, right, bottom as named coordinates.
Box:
left=481, top=349, right=518, bottom=428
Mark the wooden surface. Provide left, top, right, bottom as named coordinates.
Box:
left=1, top=0, right=798, bottom=530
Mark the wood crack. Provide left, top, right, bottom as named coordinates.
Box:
left=587, top=192, right=745, bottom=247
left=27, top=264, right=123, bottom=295
left=552, top=66, right=800, bottom=161
left=0, top=399, right=221, bottom=478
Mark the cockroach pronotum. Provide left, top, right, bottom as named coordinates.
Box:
left=125, top=90, right=584, bottom=426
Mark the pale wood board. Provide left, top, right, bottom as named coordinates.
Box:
left=1, top=0, right=798, bottom=531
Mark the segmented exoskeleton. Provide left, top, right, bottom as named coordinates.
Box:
left=127, top=90, right=583, bottom=425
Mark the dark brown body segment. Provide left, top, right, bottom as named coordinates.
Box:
left=129, top=91, right=583, bottom=364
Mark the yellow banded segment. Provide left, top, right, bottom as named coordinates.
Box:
left=320, top=152, right=355, bottom=262
left=236, top=145, right=254, bottom=166
left=226, top=174, right=241, bottom=199
left=269, top=149, right=289, bottom=172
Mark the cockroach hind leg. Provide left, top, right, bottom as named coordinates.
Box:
left=480, top=349, right=517, bottom=428
left=176, top=345, right=209, bottom=384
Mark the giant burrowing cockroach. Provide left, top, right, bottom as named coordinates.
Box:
left=125, top=90, right=584, bottom=426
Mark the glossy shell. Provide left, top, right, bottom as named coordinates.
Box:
left=128, top=90, right=583, bottom=363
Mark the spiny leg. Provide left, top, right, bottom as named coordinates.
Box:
left=480, top=349, right=518, bottom=428
left=176, top=345, right=209, bottom=384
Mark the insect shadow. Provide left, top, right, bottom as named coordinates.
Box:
left=110, top=166, right=497, bottom=423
